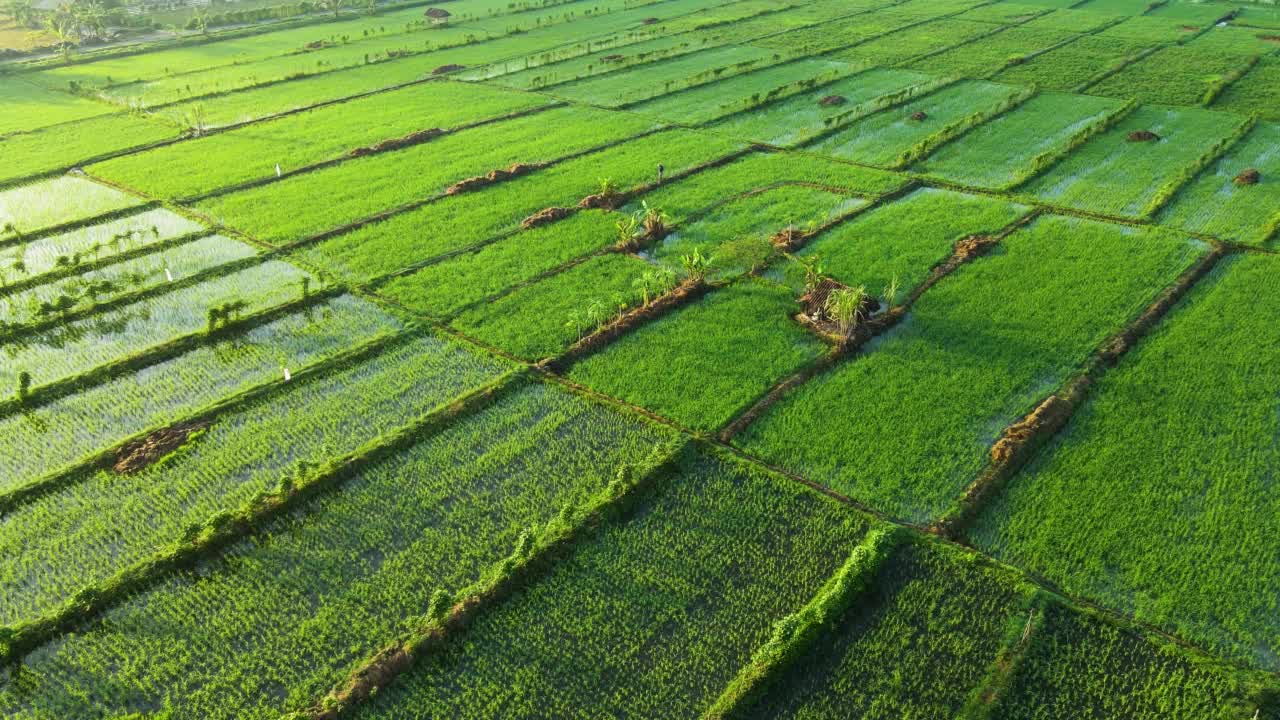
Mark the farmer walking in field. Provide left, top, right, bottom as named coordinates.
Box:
left=657, top=163, right=665, bottom=184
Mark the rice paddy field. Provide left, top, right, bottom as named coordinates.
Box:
left=2, top=0, right=1279, bottom=716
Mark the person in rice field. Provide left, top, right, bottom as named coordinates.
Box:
left=657, top=163, right=665, bottom=183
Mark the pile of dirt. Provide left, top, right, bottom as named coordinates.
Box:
left=910, top=110, right=927, bottom=121
left=446, top=163, right=542, bottom=195
left=1127, top=129, right=1160, bottom=142
left=432, top=63, right=466, bottom=75
left=770, top=227, right=807, bottom=251
left=601, top=54, right=625, bottom=62
left=579, top=190, right=623, bottom=209
left=1180, top=24, right=1199, bottom=31
left=641, top=17, right=660, bottom=24
left=521, top=206, right=572, bottom=229
left=113, top=420, right=212, bottom=474
left=1234, top=168, right=1261, bottom=185
left=1261, top=34, right=1280, bottom=43
left=818, top=95, right=846, bottom=107
left=349, top=127, right=442, bottom=157
left=990, top=395, right=1070, bottom=465
left=304, top=40, right=329, bottom=50
left=424, top=7, right=450, bottom=18
left=954, top=234, right=998, bottom=262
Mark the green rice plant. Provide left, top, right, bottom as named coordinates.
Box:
left=750, top=7, right=932, bottom=56
left=738, top=215, right=1203, bottom=523
left=833, top=18, right=999, bottom=67
left=1157, top=121, right=1280, bottom=245
left=986, top=602, right=1258, bottom=719
left=196, top=104, right=655, bottom=245
left=824, top=284, right=866, bottom=337
left=289, top=128, right=741, bottom=283
left=1089, top=45, right=1261, bottom=106
left=567, top=280, right=827, bottom=431
left=1024, top=104, right=1247, bottom=217
left=1138, top=113, right=1256, bottom=218
left=1212, top=56, right=1280, bottom=121
left=0, top=234, right=254, bottom=329
left=0, top=112, right=178, bottom=187
left=0, top=382, right=677, bottom=719
left=0, top=258, right=314, bottom=393
left=0, top=176, right=141, bottom=234
left=628, top=57, right=863, bottom=125
left=954, top=3, right=1051, bottom=24
left=808, top=80, right=1021, bottom=168
left=914, top=92, right=1124, bottom=188
left=1019, top=7, right=1123, bottom=32
left=0, top=208, right=200, bottom=284
left=653, top=184, right=864, bottom=275
left=547, top=43, right=781, bottom=107
left=474, top=33, right=729, bottom=89
left=737, top=539, right=1033, bottom=720
left=0, top=331, right=509, bottom=627
left=91, top=81, right=551, bottom=199
left=633, top=150, right=905, bottom=223
left=970, top=254, right=1280, bottom=672
left=994, top=34, right=1151, bottom=90
left=890, top=84, right=1037, bottom=169
left=345, top=449, right=871, bottom=720
left=793, top=188, right=1031, bottom=297
left=0, top=293, right=400, bottom=490
left=1095, top=14, right=1202, bottom=42
left=452, top=253, right=652, bottom=360
left=909, top=25, right=1077, bottom=79
left=708, top=67, right=941, bottom=146
left=378, top=210, right=617, bottom=318
left=0, top=79, right=113, bottom=136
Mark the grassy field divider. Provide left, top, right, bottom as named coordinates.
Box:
left=1004, top=98, right=1138, bottom=191
left=0, top=365, right=531, bottom=667
left=292, top=435, right=692, bottom=720
left=931, top=244, right=1228, bottom=540
left=1139, top=114, right=1257, bottom=219
left=0, top=327, right=414, bottom=516
left=0, top=284, right=342, bottom=416
left=894, top=85, right=1039, bottom=170
left=0, top=248, right=267, bottom=342
left=1073, top=43, right=1165, bottom=93
left=701, top=526, right=905, bottom=720
left=954, top=589, right=1050, bottom=720
left=1202, top=54, right=1261, bottom=106
left=173, top=101, right=565, bottom=204
left=0, top=199, right=162, bottom=250
left=0, top=228, right=210, bottom=297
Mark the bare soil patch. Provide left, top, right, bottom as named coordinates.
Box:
left=1234, top=168, right=1261, bottom=185
left=1261, top=34, right=1280, bottom=43
left=989, top=395, right=1071, bottom=465
left=521, top=206, right=572, bottom=229
left=1126, top=129, right=1160, bottom=142
left=770, top=227, right=807, bottom=251
left=953, top=233, right=998, bottom=263
left=819, top=94, right=847, bottom=107
left=601, top=53, right=625, bottom=62
left=910, top=110, right=928, bottom=121
left=113, top=420, right=212, bottom=474
left=348, top=127, right=442, bottom=157
left=432, top=63, right=465, bottom=75
left=446, top=162, right=544, bottom=195
left=641, top=17, right=660, bottom=24
left=425, top=7, right=450, bottom=18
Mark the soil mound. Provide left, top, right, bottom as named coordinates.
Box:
left=1234, top=168, right=1261, bottom=185
left=819, top=95, right=846, bottom=107
left=954, top=234, right=997, bottom=262
left=432, top=63, right=465, bottom=75
left=601, top=54, right=625, bottom=62
left=800, top=278, right=879, bottom=324
left=641, top=17, right=660, bottom=24
left=349, top=128, right=442, bottom=157
left=1127, top=130, right=1160, bottom=142
left=304, top=40, right=329, bottom=50
left=114, top=420, right=212, bottom=474
left=521, top=207, right=572, bottom=229
left=425, top=7, right=450, bottom=18
left=1261, top=34, right=1280, bottom=43
left=770, top=227, right=807, bottom=251
left=446, top=163, right=542, bottom=195
left=990, top=395, right=1070, bottom=465
left=579, top=190, right=622, bottom=209
left=910, top=111, right=927, bottom=121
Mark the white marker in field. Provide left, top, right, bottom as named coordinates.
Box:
left=164, top=266, right=173, bottom=282
left=276, top=164, right=282, bottom=177
left=282, top=366, right=292, bottom=381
